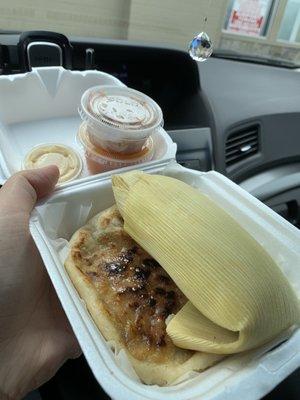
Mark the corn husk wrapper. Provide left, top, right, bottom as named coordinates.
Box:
left=112, top=171, right=300, bottom=354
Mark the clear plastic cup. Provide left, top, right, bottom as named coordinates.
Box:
left=79, top=85, right=163, bottom=155
left=23, top=143, right=82, bottom=183
left=77, top=123, right=154, bottom=174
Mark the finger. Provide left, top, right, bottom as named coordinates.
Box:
left=27, top=332, right=82, bottom=396
left=66, top=335, right=82, bottom=360
left=0, top=165, right=59, bottom=214
left=21, top=165, right=60, bottom=200
left=49, top=287, right=82, bottom=359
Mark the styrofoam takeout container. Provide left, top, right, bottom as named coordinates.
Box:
left=0, top=67, right=176, bottom=186
left=0, top=66, right=299, bottom=399
left=29, top=161, right=300, bottom=400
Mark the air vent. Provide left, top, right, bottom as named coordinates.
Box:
left=225, top=125, right=259, bottom=167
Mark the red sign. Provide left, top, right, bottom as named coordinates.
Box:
left=226, top=0, right=272, bottom=36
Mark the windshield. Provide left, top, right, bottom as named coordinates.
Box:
left=1, top=0, right=300, bottom=68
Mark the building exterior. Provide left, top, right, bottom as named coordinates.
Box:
left=0, top=0, right=299, bottom=63
left=221, top=0, right=300, bottom=64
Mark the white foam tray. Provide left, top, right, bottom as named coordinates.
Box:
left=0, top=67, right=176, bottom=186
left=29, top=161, right=300, bottom=400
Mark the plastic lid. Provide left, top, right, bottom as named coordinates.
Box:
left=80, top=85, right=163, bottom=140
left=24, top=144, right=82, bottom=183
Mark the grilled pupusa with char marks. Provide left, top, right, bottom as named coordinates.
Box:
left=65, top=205, right=221, bottom=385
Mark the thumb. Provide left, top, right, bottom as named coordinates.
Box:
left=0, top=166, right=59, bottom=214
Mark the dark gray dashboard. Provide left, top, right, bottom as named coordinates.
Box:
left=200, top=58, right=300, bottom=180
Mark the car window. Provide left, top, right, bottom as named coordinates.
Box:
left=0, top=0, right=299, bottom=67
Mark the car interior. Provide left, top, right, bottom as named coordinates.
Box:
left=0, top=1, right=300, bottom=399
left=2, top=30, right=300, bottom=228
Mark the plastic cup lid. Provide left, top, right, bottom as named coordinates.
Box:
left=24, top=143, right=82, bottom=183
left=80, top=85, right=163, bottom=138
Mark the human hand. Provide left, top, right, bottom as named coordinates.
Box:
left=0, top=166, right=81, bottom=400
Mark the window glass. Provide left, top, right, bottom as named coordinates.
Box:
left=224, top=0, right=276, bottom=37
left=0, top=0, right=299, bottom=67
left=278, top=0, right=300, bottom=43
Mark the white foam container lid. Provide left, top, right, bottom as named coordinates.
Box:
left=29, top=161, right=300, bottom=400
left=0, top=67, right=176, bottom=186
